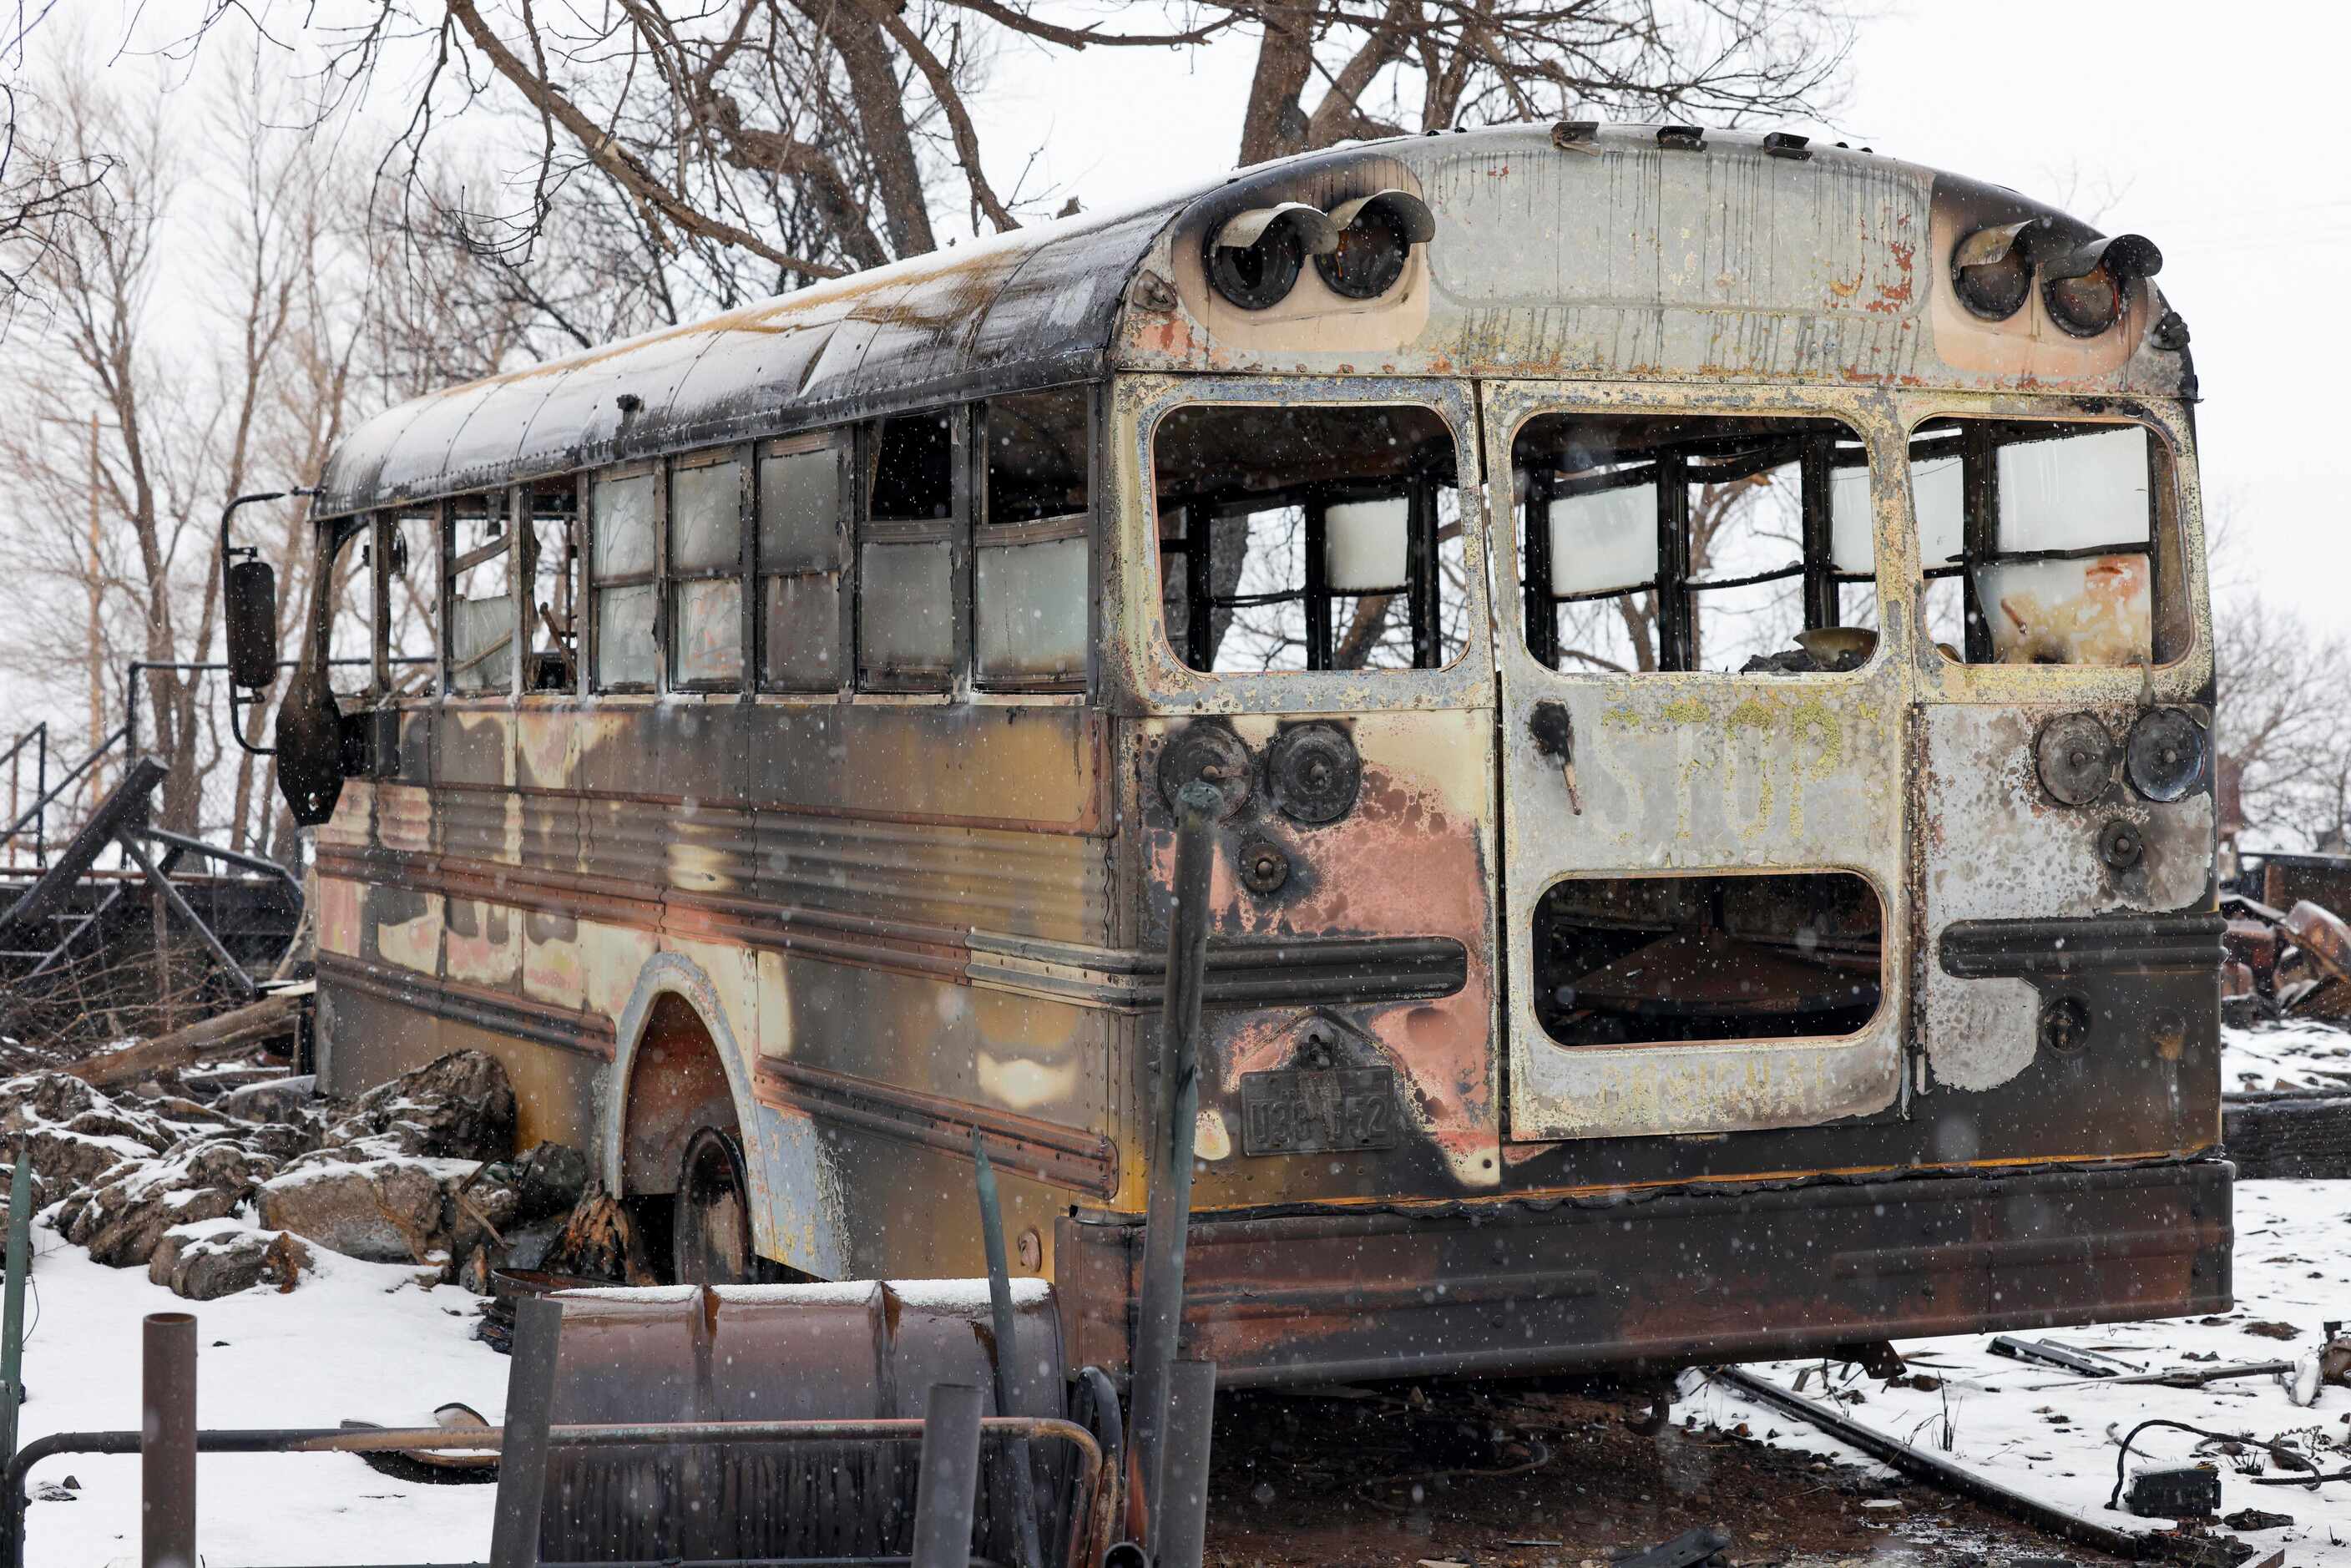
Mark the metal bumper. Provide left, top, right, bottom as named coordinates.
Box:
left=1059, top=1158, right=2232, bottom=1387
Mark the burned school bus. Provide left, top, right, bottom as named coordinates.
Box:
left=255, top=123, right=2227, bottom=1385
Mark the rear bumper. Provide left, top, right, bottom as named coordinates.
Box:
left=1059, top=1158, right=2232, bottom=1387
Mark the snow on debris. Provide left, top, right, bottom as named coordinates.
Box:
left=1691, top=1176, right=2351, bottom=1565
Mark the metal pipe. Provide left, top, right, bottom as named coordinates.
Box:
left=1130, top=780, right=1222, bottom=1553
left=1714, top=1368, right=2154, bottom=1558
left=489, top=1295, right=564, bottom=1568
left=910, top=1383, right=985, bottom=1568
left=0, top=1155, right=28, bottom=1568
left=1151, top=1360, right=1217, bottom=1568
left=0, top=1154, right=28, bottom=1470
left=969, top=1132, right=1045, bottom=1568
left=140, top=1313, right=197, bottom=1568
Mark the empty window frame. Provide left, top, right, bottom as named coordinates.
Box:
left=590, top=466, right=659, bottom=691
left=523, top=481, right=579, bottom=693
left=383, top=509, right=438, bottom=700
left=669, top=451, right=748, bottom=690
left=445, top=492, right=517, bottom=695
left=976, top=387, right=1091, bottom=690
left=1909, top=420, right=2186, bottom=666
left=757, top=432, right=848, bottom=692
left=1515, top=414, right=1876, bottom=676
left=859, top=410, right=960, bottom=690
left=1153, top=404, right=1468, bottom=674
left=1532, top=872, right=1883, bottom=1046
left=322, top=516, right=377, bottom=701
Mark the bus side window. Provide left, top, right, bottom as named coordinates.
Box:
left=1514, top=414, right=1874, bottom=676
left=976, top=387, right=1090, bottom=691
left=590, top=468, right=659, bottom=690
left=523, top=481, right=578, bottom=692
left=446, top=492, right=516, bottom=695
left=1153, top=404, right=1467, bottom=674
left=668, top=452, right=746, bottom=690
left=757, top=432, right=846, bottom=691
left=385, top=510, right=437, bottom=699
left=1913, top=422, right=2184, bottom=667
left=324, top=517, right=375, bottom=701
left=859, top=410, right=958, bottom=690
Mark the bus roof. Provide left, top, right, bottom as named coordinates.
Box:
left=317, top=124, right=2189, bottom=517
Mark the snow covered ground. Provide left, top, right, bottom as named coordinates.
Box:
left=13, top=1237, right=506, bottom=1565
left=13, top=1020, right=2351, bottom=1565
left=1694, top=1176, right=2351, bottom=1564
left=2227, top=1018, right=2351, bottom=1094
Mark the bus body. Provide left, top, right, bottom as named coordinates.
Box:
left=283, top=124, right=2227, bottom=1385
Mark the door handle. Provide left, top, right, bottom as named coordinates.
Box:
left=1529, top=700, right=1583, bottom=816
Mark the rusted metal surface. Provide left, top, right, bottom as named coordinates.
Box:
left=2284, top=899, right=2351, bottom=988
left=534, top=1281, right=1084, bottom=1563
left=1059, top=1160, right=2232, bottom=1386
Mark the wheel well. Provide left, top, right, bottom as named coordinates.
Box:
left=618, top=991, right=739, bottom=1198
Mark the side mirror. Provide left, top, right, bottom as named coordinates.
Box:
left=225, top=559, right=279, bottom=690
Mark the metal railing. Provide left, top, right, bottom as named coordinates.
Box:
left=0, top=723, right=125, bottom=872
left=0, top=726, right=48, bottom=869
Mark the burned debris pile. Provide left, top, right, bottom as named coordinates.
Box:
left=2223, top=894, right=2351, bottom=1026
left=0, top=1049, right=592, bottom=1301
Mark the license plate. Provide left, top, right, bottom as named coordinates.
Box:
left=1239, top=1067, right=1398, bottom=1156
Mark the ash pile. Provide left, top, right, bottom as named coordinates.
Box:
left=0, top=1048, right=610, bottom=1302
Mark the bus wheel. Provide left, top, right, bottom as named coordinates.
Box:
left=674, top=1125, right=756, bottom=1285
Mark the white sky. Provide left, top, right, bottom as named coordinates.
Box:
left=964, top=0, right=2351, bottom=625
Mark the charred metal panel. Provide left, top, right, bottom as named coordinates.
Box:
left=1126, top=709, right=1502, bottom=1206
left=1060, top=1160, right=2231, bottom=1384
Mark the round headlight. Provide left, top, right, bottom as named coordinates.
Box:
left=1207, top=223, right=1305, bottom=311
left=1316, top=203, right=1412, bottom=300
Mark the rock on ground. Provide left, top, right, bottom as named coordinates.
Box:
left=63, top=1139, right=281, bottom=1267
left=147, top=1222, right=315, bottom=1301
left=320, top=1051, right=516, bottom=1162
left=256, top=1156, right=452, bottom=1265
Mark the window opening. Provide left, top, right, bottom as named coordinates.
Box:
left=524, top=482, right=578, bottom=691
left=757, top=433, right=846, bottom=692
left=591, top=468, right=658, bottom=690
left=977, top=387, right=1090, bottom=690
left=446, top=493, right=515, bottom=695
left=1533, top=872, right=1883, bottom=1047
left=669, top=453, right=746, bottom=690
left=860, top=411, right=958, bottom=689
left=1909, top=420, right=2182, bottom=666
left=1153, top=404, right=1468, bottom=674
left=324, top=518, right=375, bottom=701
left=384, top=510, right=437, bottom=699
left=1515, top=414, right=1875, bottom=675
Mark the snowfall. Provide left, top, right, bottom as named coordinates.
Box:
left=12, top=1021, right=2351, bottom=1565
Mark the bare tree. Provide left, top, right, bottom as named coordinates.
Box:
left=0, top=52, right=389, bottom=847
left=157, top=0, right=1853, bottom=354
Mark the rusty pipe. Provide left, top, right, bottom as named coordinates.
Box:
left=1130, top=780, right=1222, bottom=1554
left=140, top=1313, right=196, bottom=1568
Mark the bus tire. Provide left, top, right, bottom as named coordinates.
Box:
left=674, top=1124, right=758, bottom=1285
